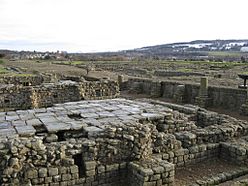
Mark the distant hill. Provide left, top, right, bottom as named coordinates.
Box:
left=132, top=39, right=248, bottom=53
left=1, top=39, right=248, bottom=61
left=112, top=39, right=248, bottom=61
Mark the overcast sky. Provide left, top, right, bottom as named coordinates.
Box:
left=0, top=0, right=247, bottom=52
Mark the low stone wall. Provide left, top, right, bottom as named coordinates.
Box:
left=159, top=143, right=220, bottom=167
left=190, top=167, right=248, bottom=186
left=220, top=139, right=248, bottom=165
left=208, top=86, right=247, bottom=110
left=0, top=80, right=119, bottom=111
left=154, top=70, right=205, bottom=77
left=0, top=75, right=44, bottom=86
left=127, top=78, right=163, bottom=97
left=0, top=137, right=129, bottom=186
left=31, top=82, right=81, bottom=108
left=0, top=99, right=174, bottom=185
left=126, top=77, right=248, bottom=112
left=125, top=68, right=149, bottom=77
left=0, top=85, right=32, bottom=110
left=128, top=158, right=174, bottom=186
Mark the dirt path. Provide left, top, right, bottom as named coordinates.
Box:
left=219, top=175, right=248, bottom=186
left=174, top=159, right=245, bottom=186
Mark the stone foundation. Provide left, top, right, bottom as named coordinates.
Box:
left=0, top=99, right=248, bottom=185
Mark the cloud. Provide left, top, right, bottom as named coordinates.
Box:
left=0, top=0, right=248, bottom=52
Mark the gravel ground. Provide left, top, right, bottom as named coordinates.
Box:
left=174, top=159, right=245, bottom=186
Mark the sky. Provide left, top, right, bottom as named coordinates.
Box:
left=0, top=0, right=248, bottom=53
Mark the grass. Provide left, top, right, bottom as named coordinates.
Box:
left=7, top=73, right=34, bottom=77
left=0, top=60, right=4, bottom=64
left=0, top=66, right=9, bottom=74
left=177, top=68, right=194, bottom=72
left=208, top=51, right=243, bottom=57
left=33, top=59, right=247, bottom=72
left=240, top=71, right=248, bottom=75
left=0, top=67, right=34, bottom=76
left=158, top=60, right=246, bottom=68
left=70, top=61, right=87, bottom=65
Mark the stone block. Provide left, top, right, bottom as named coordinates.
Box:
left=48, top=167, right=58, bottom=176
left=62, top=174, right=72, bottom=181
left=86, top=170, right=96, bottom=177
left=70, top=165, right=78, bottom=174
left=84, top=161, right=96, bottom=170
left=38, top=168, right=47, bottom=178
left=25, top=168, right=38, bottom=179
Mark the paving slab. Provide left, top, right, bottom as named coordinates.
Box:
left=0, top=98, right=174, bottom=136
left=0, top=122, right=11, bottom=129
left=84, top=126, right=103, bottom=138
left=44, top=122, right=71, bottom=132
left=67, top=121, right=88, bottom=130
left=0, top=127, right=17, bottom=137
left=12, top=120, right=26, bottom=127
left=5, top=115, right=20, bottom=121
left=15, top=125, right=36, bottom=137
left=80, top=112, right=99, bottom=119
left=26, top=119, right=43, bottom=126
left=19, top=114, right=35, bottom=120
left=39, top=116, right=59, bottom=124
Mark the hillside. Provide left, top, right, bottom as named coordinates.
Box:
left=1, top=39, right=248, bottom=61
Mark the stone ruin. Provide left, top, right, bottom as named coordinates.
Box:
left=1, top=71, right=248, bottom=186
left=0, top=75, right=119, bottom=111
left=0, top=98, right=248, bottom=186
left=0, top=74, right=44, bottom=86
left=125, top=76, right=248, bottom=116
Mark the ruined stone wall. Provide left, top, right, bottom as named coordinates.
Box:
left=0, top=85, right=33, bottom=111
left=81, top=80, right=119, bottom=100
left=128, top=159, right=175, bottom=186
left=125, top=68, right=149, bottom=77
left=154, top=70, right=205, bottom=77
left=0, top=99, right=172, bottom=186
left=127, top=78, right=149, bottom=94
left=148, top=100, right=248, bottom=167
left=127, top=78, right=162, bottom=97
left=0, top=80, right=119, bottom=111
left=31, top=83, right=81, bottom=108
left=93, top=64, right=150, bottom=77
left=1, top=99, right=248, bottom=185
left=0, top=75, right=43, bottom=86
left=0, top=137, right=129, bottom=186
left=220, top=140, right=248, bottom=166
left=126, top=77, right=247, bottom=111
left=208, top=86, right=247, bottom=110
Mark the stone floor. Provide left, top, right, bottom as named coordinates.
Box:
left=0, top=98, right=172, bottom=139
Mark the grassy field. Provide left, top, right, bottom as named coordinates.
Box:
left=0, top=60, right=4, bottom=65
left=8, top=73, right=34, bottom=77
left=50, top=59, right=248, bottom=73
left=1, top=58, right=248, bottom=87
left=0, top=66, right=9, bottom=74
left=208, top=51, right=243, bottom=57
